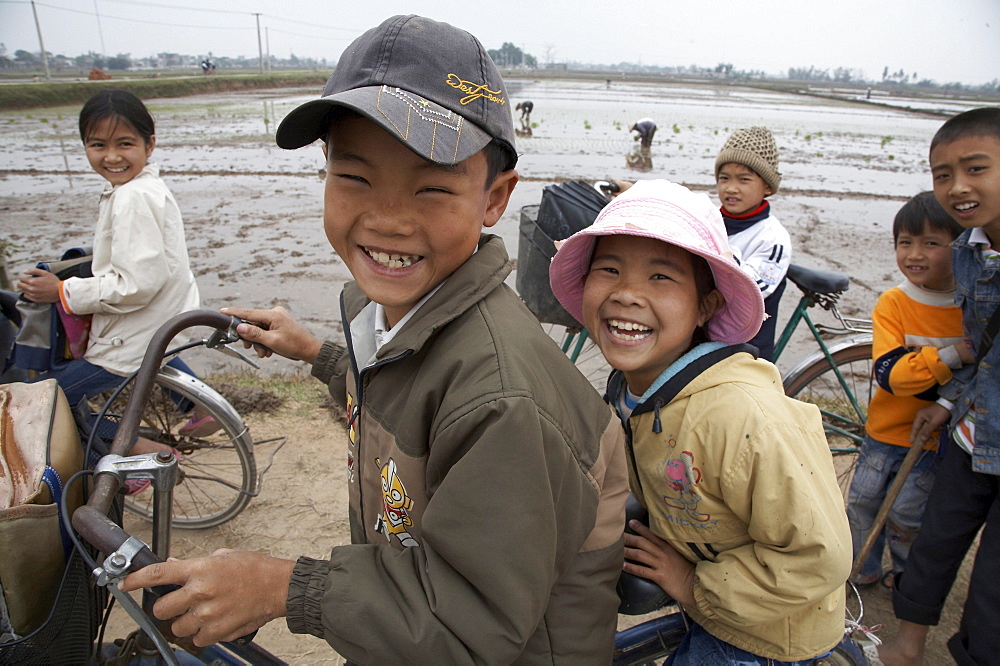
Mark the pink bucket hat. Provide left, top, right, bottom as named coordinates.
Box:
left=548, top=180, right=764, bottom=345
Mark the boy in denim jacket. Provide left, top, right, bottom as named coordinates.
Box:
left=879, top=107, right=1000, bottom=666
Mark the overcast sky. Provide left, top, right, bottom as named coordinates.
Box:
left=1, top=0, right=998, bottom=85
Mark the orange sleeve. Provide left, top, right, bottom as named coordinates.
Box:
left=57, top=280, right=75, bottom=314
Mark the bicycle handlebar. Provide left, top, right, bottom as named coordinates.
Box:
left=76, top=309, right=240, bottom=519
left=70, top=310, right=262, bottom=653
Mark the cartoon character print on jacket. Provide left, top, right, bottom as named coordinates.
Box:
left=662, top=450, right=711, bottom=523
left=374, top=456, right=418, bottom=548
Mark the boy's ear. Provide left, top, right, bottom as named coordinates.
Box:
left=698, top=289, right=725, bottom=327
left=482, top=169, right=519, bottom=229
left=145, top=134, right=156, bottom=158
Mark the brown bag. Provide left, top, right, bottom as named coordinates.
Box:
left=0, top=379, right=83, bottom=640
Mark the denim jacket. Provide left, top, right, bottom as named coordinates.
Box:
left=940, top=228, right=1000, bottom=476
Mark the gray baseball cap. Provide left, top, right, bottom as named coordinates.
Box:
left=275, top=15, right=517, bottom=169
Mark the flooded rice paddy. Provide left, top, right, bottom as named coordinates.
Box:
left=0, top=79, right=972, bottom=374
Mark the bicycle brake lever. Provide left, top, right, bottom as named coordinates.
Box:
left=96, top=536, right=259, bottom=654
left=210, top=342, right=262, bottom=369
left=95, top=538, right=181, bottom=666
left=204, top=322, right=262, bottom=369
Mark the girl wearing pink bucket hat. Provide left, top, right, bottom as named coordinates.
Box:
left=549, top=180, right=853, bottom=664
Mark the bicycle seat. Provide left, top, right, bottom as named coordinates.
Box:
left=618, top=495, right=674, bottom=615
left=786, top=264, right=849, bottom=295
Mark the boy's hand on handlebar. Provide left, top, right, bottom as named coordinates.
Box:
left=16, top=268, right=61, bottom=303
left=119, top=550, right=297, bottom=648
left=220, top=306, right=323, bottom=364
left=623, top=520, right=696, bottom=607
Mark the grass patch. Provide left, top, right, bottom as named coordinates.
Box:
left=0, top=72, right=328, bottom=111
left=205, top=370, right=333, bottom=418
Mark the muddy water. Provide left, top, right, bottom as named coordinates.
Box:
left=0, top=80, right=962, bottom=375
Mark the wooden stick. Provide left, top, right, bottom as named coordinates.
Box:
left=849, top=440, right=928, bottom=581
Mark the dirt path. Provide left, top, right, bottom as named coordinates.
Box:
left=97, top=375, right=967, bottom=665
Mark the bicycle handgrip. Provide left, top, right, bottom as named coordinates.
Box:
left=237, top=317, right=274, bottom=356
left=141, top=583, right=259, bottom=646
left=72, top=505, right=258, bottom=645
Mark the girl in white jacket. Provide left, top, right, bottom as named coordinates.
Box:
left=17, top=90, right=210, bottom=484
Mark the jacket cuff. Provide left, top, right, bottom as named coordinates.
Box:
left=691, top=575, right=718, bottom=620
left=893, top=572, right=942, bottom=625
left=286, top=556, right=331, bottom=637
left=311, top=340, right=345, bottom=385
left=57, top=281, right=74, bottom=314
left=920, top=345, right=954, bottom=384
left=936, top=344, right=962, bottom=372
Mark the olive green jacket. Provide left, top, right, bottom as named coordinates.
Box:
left=286, top=235, right=628, bottom=664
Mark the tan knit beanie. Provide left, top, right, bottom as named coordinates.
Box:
left=714, top=126, right=781, bottom=194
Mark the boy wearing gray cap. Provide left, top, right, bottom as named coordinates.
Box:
left=715, top=126, right=792, bottom=361
left=121, top=15, right=628, bottom=664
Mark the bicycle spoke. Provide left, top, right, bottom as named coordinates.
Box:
left=95, top=369, right=256, bottom=529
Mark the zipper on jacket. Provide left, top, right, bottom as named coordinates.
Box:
left=340, top=286, right=421, bottom=544
left=348, top=351, right=413, bottom=544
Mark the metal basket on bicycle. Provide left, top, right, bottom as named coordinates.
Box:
left=516, top=181, right=608, bottom=329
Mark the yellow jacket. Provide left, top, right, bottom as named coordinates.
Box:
left=616, top=345, right=851, bottom=660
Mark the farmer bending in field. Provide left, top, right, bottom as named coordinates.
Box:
left=630, top=117, right=657, bottom=149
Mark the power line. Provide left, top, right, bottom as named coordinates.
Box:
left=11, top=0, right=363, bottom=59
left=32, top=1, right=255, bottom=30
left=263, top=15, right=363, bottom=34
left=98, top=0, right=250, bottom=16
left=26, top=0, right=367, bottom=37
left=264, top=26, right=357, bottom=43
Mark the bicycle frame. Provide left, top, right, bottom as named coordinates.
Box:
left=773, top=287, right=873, bottom=450
left=71, top=310, right=287, bottom=666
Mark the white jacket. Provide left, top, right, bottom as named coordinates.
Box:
left=61, top=164, right=200, bottom=375
left=728, top=209, right=791, bottom=300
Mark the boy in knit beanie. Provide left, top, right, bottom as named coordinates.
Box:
left=715, top=126, right=792, bottom=361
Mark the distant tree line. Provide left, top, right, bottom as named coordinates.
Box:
left=2, top=40, right=996, bottom=94
left=487, top=43, right=537, bottom=68
left=785, top=63, right=998, bottom=93
left=0, top=43, right=327, bottom=73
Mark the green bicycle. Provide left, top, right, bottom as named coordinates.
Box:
left=777, top=264, right=873, bottom=496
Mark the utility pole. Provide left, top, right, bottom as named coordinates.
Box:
left=93, top=0, right=107, bottom=57
left=30, top=0, right=51, bottom=80
left=265, top=27, right=271, bottom=73
left=254, top=13, right=264, bottom=74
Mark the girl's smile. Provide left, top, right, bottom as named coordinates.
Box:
left=84, top=117, right=155, bottom=187
left=582, top=234, right=720, bottom=395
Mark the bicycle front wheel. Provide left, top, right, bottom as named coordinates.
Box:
left=94, top=366, right=257, bottom=529
left=783, top=339, right=874, bottom=497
